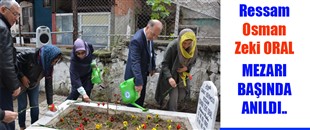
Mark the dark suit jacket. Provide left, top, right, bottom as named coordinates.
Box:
left=124, top=28, right=155, bottom=86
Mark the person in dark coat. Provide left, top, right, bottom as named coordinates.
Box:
left=155, top=28, right=198, bottom=111
left=16, top=44, right=62, bottom=130
left=66, top=38, right=94, bottom=102
left=0, top=0, right=21, bottom=129
left=124, top=20, right=163, bottom=107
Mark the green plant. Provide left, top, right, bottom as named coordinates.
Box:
left=105, top=121, right=113, bottom=128
left=153, top=114, right=160, bottom=123
left=131, top=114, right=139, bottom=126
left=146, top=0, right=172, bottom=19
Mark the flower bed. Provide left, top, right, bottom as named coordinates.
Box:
left=44, top=104, right=190, bottom=130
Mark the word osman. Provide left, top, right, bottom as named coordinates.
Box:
left=242, top=101, right=287, bottom=114
left=239, top=4, right=290, bottom=17
left=238, top=82, right=292, bottom=98
left=235, top=41, right=294, bottom=54
left=242, top=64, right=286, bottom=77
left=243, top=23, right=286, bottom=36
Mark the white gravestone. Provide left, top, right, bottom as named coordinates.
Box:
left=196, top=81, right=219, bottom=130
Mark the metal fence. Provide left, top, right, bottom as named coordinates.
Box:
left=14, top=0, right=220, bottom=48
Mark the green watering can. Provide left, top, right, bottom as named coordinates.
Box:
left=119, top=78, right=148, bottom=111
left=91, top=62, right=102, bottom=84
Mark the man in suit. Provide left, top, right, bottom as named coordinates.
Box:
left=124, top=20, right=163, bottom=107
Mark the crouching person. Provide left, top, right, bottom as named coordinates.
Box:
left=66, top=38, right=95, bottom=102
left=16, top=45, right=62, bottom=130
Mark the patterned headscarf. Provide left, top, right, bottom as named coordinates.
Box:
left=39, top=44, right=62, bottom=75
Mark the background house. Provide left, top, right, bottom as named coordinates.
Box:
left=14, top=0, right=220, bottom=48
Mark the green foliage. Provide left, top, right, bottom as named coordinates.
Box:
left=105, top=121, right=113, bottom=128
left=146, top=0, right=172, bottom=19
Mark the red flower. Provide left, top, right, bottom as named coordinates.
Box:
left=59, top=118, right=64, bottom=122
left=97, top=102, right=100, bottom=106
left=102, top=102, right=105, bottom=106
left=77, top=106, right=82, bottom=111
left=142, top=123, right=147, bottom=129
left=48, top=104, right=55, bottom=111
left=177, top=123, right=181, bottom=129
left=109, top=116, right=115, bottom=122
left=79, top=123, right=84, bottom=130
left=83, top=117, right=89, bottom=123
left=188, top=74, right=193, bottom=80
left=75, top=128, right=79, bottom=130
left=78, top=112, right=82, bottom=116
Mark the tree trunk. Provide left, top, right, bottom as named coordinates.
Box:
left=72, top=0, right=78, bottom=43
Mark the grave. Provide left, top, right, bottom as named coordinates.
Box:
left=25, top=81, right=219, bottom=130
left=26, top=100, right=199, bottom=130
left=196, top=81, right=219, bottom=130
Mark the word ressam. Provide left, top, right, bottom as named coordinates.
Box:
left=237, top=4, right=292, bottom=115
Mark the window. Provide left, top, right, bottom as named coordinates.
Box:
left=56, top=12, right=110, bottom=47
left=22, top=7, right=30, bottom=32
left=56, top=14, right=73, bottom=45
left=80, top=13, right=110, bottom=47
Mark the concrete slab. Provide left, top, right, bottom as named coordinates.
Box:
left=20, top=95, right=220, bottom=130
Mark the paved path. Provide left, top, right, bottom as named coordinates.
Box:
left=14, top=95, right=67, bottom=130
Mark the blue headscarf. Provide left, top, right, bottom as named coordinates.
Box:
left=39, top=44, right=62, bottom=75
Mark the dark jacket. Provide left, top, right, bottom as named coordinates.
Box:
left=16, top=46, right=60, bottom=105
left=0, top=14, right=20, bottom=120
left=124, top=29, right=156, bottom=86
left=70, top=44, right=94, bottom=90
left=0, top=109, right=4, bottom=121
left=155, top=39, right=197, bottom=104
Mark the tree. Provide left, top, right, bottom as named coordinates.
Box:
left=146, top=0, right=172, bottom=19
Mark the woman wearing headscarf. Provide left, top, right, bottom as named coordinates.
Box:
left=66, top=38, right=94, bottom=102
left=16, top=44, right=62, bottom=130
left=155, top=28, right=198, bottom=111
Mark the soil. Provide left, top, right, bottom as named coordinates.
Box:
left=47, top=105, right=188, bottom=130
left=144, top=99, right=198, bottom=114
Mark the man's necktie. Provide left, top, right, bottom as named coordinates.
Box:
left=147, top=41, right=152, bottom=72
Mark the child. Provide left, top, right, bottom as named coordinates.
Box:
left=66, top=38, right=94, bottom=102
